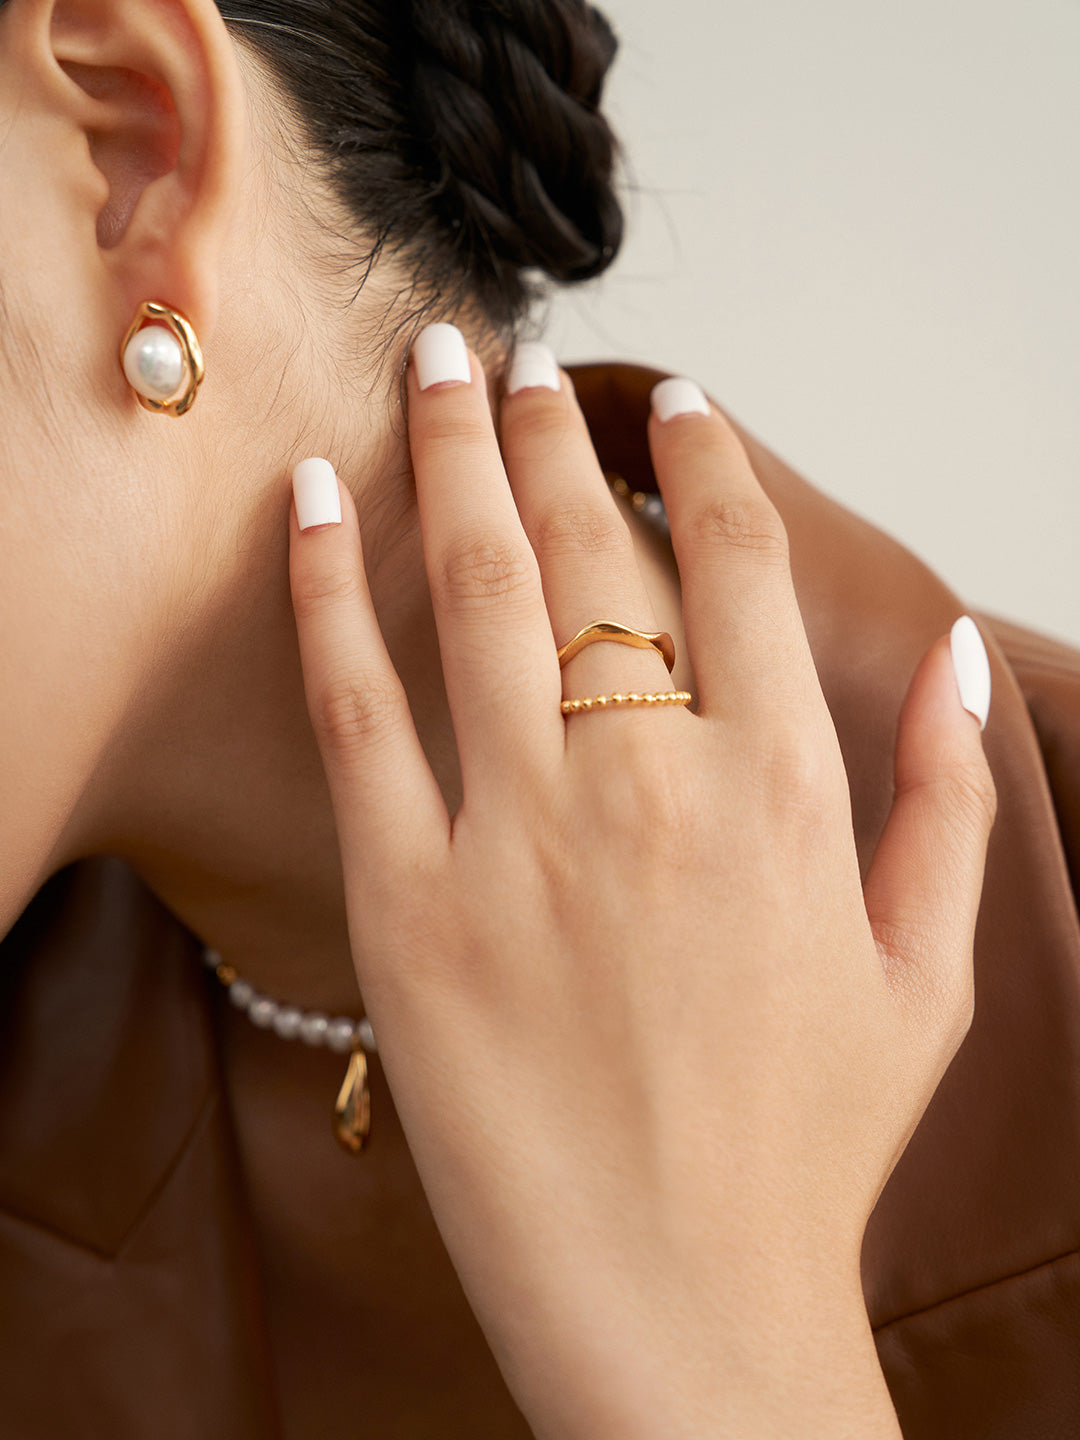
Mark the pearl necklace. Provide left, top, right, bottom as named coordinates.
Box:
left=202, top=945, right=378, bottom=1155
left=202, top=472, right=666, bottom=1155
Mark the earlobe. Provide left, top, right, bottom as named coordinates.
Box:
left=34, top=0, right=247, bottom=352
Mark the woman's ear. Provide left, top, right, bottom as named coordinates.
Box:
left=7, top=0, right=247, bottom=345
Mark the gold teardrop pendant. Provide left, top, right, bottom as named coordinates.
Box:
left=333, top=1047, right=371, bottom=1155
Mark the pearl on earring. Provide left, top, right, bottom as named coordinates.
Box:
left=119, top=301, right=205, bottom=417
left=123, top=325, right=185, bottom=402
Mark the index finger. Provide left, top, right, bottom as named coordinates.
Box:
left=288, top=460, right=450, bottom=883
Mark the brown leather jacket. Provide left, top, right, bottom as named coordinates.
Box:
left=2, top=362, right=1078, bottom=1438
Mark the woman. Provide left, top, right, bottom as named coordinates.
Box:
left=1, top=0, right=1078, bottom=1436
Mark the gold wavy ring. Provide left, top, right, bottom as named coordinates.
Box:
left=561, top=690, right=692, bottom=716
left=556, top=620, right=676, bottom=674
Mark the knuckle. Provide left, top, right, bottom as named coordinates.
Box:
left=683, top=495, right=790, bottom=564
left=928, top=960, right=977, bottom=1065
left=948, top=973, right=977, bottom=1048
left=313, top=672, right=406, bottom=754
left=757, top=724, right=834, bottom=819
left=500, top=390, right=569, bottom=451
left=434, top=534, right=539, bottom=610
left=291, top=563, right=365, bottom=623
left=940, top=759, right=999, bottom=832
left=641, top=777, right=705, bottom=853
left=586, top=736, right=710, bottom=859
left=417, top=408, right=491, bottom=449
left=531, top=503, right=634, bottom=562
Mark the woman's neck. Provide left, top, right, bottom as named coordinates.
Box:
left=3, top=379, right=475, bottom=1017
left=124, top=456, right=470, bottom=1018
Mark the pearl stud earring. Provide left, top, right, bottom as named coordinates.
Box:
left=120, top=301, right=205, bottom=417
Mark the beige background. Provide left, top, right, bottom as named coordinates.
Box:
left=544, top=0, right=1080, bottom=648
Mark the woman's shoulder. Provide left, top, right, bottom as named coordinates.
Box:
left=974, top=609, right=1080, bottom=895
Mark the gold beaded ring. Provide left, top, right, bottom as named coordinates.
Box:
left=561, top=689, right=692, bottom=717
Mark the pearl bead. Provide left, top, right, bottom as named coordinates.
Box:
left=203, top=950, right=375, bottom=1062
left=228, top=979, right=255, bottom=1010
left=248, top=996, right=279, bottom=1028
left=272, top=1005, right=304, bottom=1040
left=123, top=324, right=184, bottom=401
left=326, top=1017, right=357, bottom=1053
left=299, top=1011, right=330, bottom=1046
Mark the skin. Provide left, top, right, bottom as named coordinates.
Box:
left=0, top=0, right=470, bottom=1006
left=0, top=0, right=999, bottom=1436
left=288, top=348, right=998, bottom=1440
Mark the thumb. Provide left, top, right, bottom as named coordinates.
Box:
left=862, top=615, right=997, bottom=1036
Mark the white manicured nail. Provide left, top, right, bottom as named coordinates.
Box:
left=950, top=615, right=991, bottom=731
left=292, top=457, right=342, bottom=532
left=506, top=341, right=561, bottom=395
left=414, top=322, right=471, bottom=390
left=650, top=376, right=711, bottom=422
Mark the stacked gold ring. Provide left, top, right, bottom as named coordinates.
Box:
left=556, top=619, right=692, bottom=716
left=556, top=620, right=677, bottom=673
left=560, top=690, right=693, bottom=716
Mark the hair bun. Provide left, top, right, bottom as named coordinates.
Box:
left=408, top=0, right=624, bottom=289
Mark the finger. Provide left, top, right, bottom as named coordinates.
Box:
left=647, top=377, right=823, bottom=723
left=862, top=617, right=996, bottom=1042
left=499, top=343, right=676, bottom=712
left=288, top=459, right=450, bottom=882
left=406, top=325, right=565, bottom=792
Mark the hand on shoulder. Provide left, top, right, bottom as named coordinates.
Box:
left=286, top=324, right=996, bottom=1439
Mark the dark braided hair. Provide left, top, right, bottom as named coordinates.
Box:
left=218, top=0, right=625, bottom=344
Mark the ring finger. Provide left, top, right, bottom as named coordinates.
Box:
left=498, top=344, right=679, bottom=721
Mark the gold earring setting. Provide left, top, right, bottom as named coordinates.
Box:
left=120, top=301, right=205, bottom=417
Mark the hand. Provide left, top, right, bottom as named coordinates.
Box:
left=287, top=327, right=997, bottom=1440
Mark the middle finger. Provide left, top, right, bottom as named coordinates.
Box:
left=407, top=325, right=566, bottom=794
left=498, top=343, right=677, bottom=715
